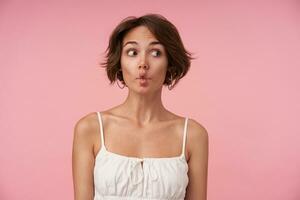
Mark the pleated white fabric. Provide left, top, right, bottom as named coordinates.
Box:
left=94, top=112, right=189, bottom=200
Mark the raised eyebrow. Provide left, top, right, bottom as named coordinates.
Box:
left=149, top=41, right=162, bottom=46
left=123, top=41, right=163, bottom=47
left=123, top=41, right=137, bottom=47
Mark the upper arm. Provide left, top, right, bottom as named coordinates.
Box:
left=185, top=119, right=209, bottom=200
left=72, top=114, right=96, bottom=200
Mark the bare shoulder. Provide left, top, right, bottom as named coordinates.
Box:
left=72, top=112, right=99, bottom=199
left=187, top=118, right=209, bottom=141
left=73, top=112, right=99, bottom=145
left=186, top=118, right=209, bottom=159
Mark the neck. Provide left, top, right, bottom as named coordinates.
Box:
left=120, top=88, right=167, bottom=125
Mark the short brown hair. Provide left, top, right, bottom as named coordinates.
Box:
left=100, top=13, right=194, bottom=89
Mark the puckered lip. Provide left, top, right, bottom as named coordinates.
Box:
left=136, top=75, right=150, bottom=79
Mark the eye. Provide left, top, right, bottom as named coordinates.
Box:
left=126, top=49, right=137, bottom=57
left=151, top=49, right=161, bottom=57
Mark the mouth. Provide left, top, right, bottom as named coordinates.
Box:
left=136, top=76, right=150, bottom=86
left=136, top=76, right=150, bottom=80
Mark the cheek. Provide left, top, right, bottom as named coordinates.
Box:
left=120, top=56, right=136, bottom=78
left=152, top=61, right=168, bottom=83
left=120, top=54, right=128, bottom=69
left=154, top=58, right=168, bottom=74
left=120, top=55, right=130, bottom=70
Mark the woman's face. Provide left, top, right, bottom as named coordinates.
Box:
left=120, top=25, right=168, bottom=93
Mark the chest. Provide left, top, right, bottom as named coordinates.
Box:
left=94, top=117, right=185, bottom=159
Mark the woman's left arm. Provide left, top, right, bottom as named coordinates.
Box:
left=185, top=120, right=209, bottom=200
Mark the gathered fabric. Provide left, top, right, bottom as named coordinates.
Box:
left=94, top=112, right=189, bottom=200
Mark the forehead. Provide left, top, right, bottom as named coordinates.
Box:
left=122, top=26, right=158, bottom=45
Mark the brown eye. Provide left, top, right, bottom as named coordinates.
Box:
left=127, top=49, right=137, bottom=57
left=151, top=49, right=161, bottom=57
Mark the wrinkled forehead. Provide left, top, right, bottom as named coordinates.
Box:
left=122, top=25, right=163, bottom=47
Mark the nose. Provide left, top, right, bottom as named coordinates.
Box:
left=138, top=63, right=149, bottom=78
left=138, top=65, right=149, bottom=78
left=138, top=53, right=149, bottom=71
left=139, top=64, right=149, bottom=70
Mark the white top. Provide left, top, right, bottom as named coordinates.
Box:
left=94, top=111, right=189, bottom=200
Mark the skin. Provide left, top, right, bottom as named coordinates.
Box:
left=72, top=25, right=209, bottom=200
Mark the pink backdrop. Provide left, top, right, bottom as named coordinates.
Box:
left=1, top=1, right=299, bottom=199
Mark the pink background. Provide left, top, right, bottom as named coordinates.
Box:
left=1, top=0, right=299, bottom=199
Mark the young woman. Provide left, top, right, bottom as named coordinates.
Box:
left=72, top=14, right=209, bottom=200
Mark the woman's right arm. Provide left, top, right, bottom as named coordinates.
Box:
left=72, top=116, right=95, bottom=200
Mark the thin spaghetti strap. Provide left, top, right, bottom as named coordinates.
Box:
left=96, top=112, right=106, bottom=150
left=181, top=117, right=189, bottom=158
